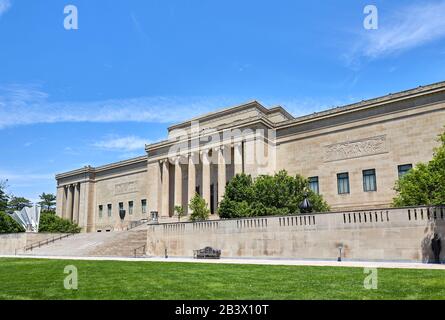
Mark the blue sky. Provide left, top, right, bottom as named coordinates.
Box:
left=1, top=0, right=445, bottom=202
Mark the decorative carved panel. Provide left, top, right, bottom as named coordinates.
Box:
left=324, top=135, right=388, bottom=162
left=114, top=181, right=138, bottom=195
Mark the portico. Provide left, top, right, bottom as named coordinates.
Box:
left=59, top=183, right=81, bottom=223
left=157, top=142, right=244, bottom=217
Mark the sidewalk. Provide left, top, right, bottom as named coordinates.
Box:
left=1, top=254, right=445, bottom=270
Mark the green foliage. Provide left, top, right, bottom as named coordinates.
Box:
left=38, top=193, right=56, bottom=212
left=0, top=180, right=9, bottom=212
left=38, top=211, right=81, bottom=233
left=8, top=196, right=32, bottom=211
left=219, top=171, right=330, bottom=219
left=0, top=211, right=24, bottom=233
left=393, top=130, right=445, bottom=206
left=174, top=205, right=184, bottom=221
left=188, top=193, right=210, bottom=222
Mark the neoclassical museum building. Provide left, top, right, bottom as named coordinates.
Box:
left=56, top=81, right=445, bottom=232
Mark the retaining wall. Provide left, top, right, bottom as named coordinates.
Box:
left=146, top=206, right=445, bottom=262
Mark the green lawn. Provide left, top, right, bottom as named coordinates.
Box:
left=0, top=258, right=444, bottom=300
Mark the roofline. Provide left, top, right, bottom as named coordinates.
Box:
left=146, top=116, right=276, bottom=152
left=55, top=155, right=147, bottom=179
left=167, top=100, right=293, bottom=131
left=277, top=80, right=445, bottom=128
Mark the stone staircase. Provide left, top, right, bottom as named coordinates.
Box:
left=89, top=229, right=147, bottom=257
left=20, top=228, right=148, bottom=258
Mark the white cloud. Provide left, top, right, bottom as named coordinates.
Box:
left=0, top=84, right=235, bottom=129
left=0, top=170, right=53, bottom=183
left=0, top=0, right=11, bottom=17
left=92, top=135, right=150, bottom=152
left=349, top=1, right=445, bottom=61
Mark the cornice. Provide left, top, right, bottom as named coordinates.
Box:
left=55, top=155, right=147, bottom=180
left=276, top=80, right=445, bottom=130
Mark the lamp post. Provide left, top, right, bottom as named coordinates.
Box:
left=338, top=244, right=343, bottom=262
left=299, top=189, right=312, bottom=214
left=150, top=211, right=159, bottom=224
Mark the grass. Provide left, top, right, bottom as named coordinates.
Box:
left=0, top=258, right=444, bottom=300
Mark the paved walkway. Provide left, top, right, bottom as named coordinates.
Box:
left=1, top=254, right=445, bottom=270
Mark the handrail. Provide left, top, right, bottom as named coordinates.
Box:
left=133, top=244, right=146, bottom=258
left=127, top=219, right=147, bottom=231
left=23, top=233, right=76, bottom=252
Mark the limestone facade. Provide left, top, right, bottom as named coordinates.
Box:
left=56, top=81, right=445, bottom=232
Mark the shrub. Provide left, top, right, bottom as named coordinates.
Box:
left=38, top=211, right=81, bottom=233
left=219, top=171, right=330, bottom=218
left=0, top=211, right=25, bottom=233
left=189, top=193, right=210, bottom=222
left=393, top=130, right=445, bottom=206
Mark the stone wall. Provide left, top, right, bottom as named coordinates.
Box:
left=0, top=233, right=68, bottom=255
left=146, top=206, right=445, bottom=262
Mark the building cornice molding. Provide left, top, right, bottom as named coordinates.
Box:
left=167, top=100, right=293, bottom=132
left=146, top=116, right=276, bottom=154
left=276, top=80, right=445, bottom=130
left=56, top=155, right=147, bottom=180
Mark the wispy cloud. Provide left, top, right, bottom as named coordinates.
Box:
left=0, top=170, right=54, bottom=184
left=0, top=84, right=236, bottom=129
left=0, top=84, right=351, bottom=129
left=347, top=1, right=445, bottom=63
left=92, top=135, right=150, bottom=152
left=0, top=0, right=11, bottom=17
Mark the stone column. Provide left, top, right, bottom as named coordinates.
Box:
left=161, top=160, right=170, bottom=217
left=234, top=142, right=243, bottom=175
left=73, top=183, right=80, bottom=224
left=217, top=146, right=226, bottom=204
left=188, top=153, right=196, bottom=214
left=174, top=157, right=183, bottom=210
left=56, top=186, right=66, bottom=219
left=62, top=186, right=68, bottom=219
left=201, top=149, right=211, bottom=208
left=66, top=185, right=74, bottom=221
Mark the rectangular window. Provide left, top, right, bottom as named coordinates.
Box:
left=98, top=205, right=103, bottom=218
left=141, top=199, right=147, bottom=214
left=119, top=202, right=124, bottom=212
left=337, top=173, right=350, bottom=194
left=129, top=201, right=134, bottom=215
left=107, top=204, right=112, bottom=217
left=308, top=176, right=319, bottom=194
left=363, top=169, right=377, bottom=192
left=398, top=164, right=413, bottom=178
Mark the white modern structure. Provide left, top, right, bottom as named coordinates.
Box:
left=10, top=206, right=41, bottom=232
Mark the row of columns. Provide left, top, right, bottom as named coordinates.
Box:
left=62, top=183, right=80, bottom=223
left=160, top=143, right=243, bottom=217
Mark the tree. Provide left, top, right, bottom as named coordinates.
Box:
left=0, top=180, right=9, bottom=212
left=38, top=211, right=81, bottom=233
left=38, top=193, right=56, bottom=212
left=219, top=171, right=330, bottom=219
left=189, top=193, right=210, bottom=222
left=174, top=205, right=184, bottom=222
left=393, top=130, right=445, bottom=206
left=0, top=212, right=24, bottom=233
left=218, top=174, right=254, bottom=218
left=8, top=196, right=32, bottom=211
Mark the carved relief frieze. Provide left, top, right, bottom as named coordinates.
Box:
left=324, top=135, right=388, bottom=162
left=114, top=181, right=138, bottom=195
